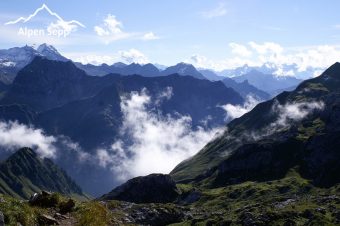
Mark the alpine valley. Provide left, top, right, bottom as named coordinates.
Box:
left=0, top=44, right=339, bottom=226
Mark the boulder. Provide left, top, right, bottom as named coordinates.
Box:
left=29, top=191, right=59, bottom=208
left=100, top=174, right=179, bottom=203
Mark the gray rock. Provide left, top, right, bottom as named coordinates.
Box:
left=38, top=214, right=59, bottom=225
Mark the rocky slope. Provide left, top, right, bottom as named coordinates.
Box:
left=171, top=62, right=340, bottom=187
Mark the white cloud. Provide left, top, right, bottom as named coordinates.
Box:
left=96, top=89, right=222, bottom=181
left=248, top=41, right=284, bottom=55
left=71, top=54, right=118, bottom=65
left=242, top=100, right=325, bottom=142
left=0, top=121, right=57, bottom=158
left=119, top=49, right=149, bottom=64
left=201, top=2, right=227, bottom=18
left=271, top=101, right=325, bottom=128
left=221, top=96, right=260, bottom=120
left=66, top=48, right=150, bottom=65
left=188, top=42, right=340, bottom=77
left=189, top=54, right=210, bottom=68
left=142, top=32, right=160, bottom=40
left=94, top=14, right=159, bottom=43
left=94, top=14, right=135, bottom=43
left=246, top=42, right=340, bottom=73
left=188, top=53, right=257, bottom=71
left=155, top=86, right=173, bottom=105
left=94, top=15, right=122, bottom=36
left=229, top=43, right=252, bottom=57
left=0, top=120, right=92, bottom=162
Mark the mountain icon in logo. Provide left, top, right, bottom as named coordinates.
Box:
left=5, top=4, right=85, bottom=37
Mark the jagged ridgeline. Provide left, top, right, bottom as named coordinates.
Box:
left=0, top=148, right=85, bottom=199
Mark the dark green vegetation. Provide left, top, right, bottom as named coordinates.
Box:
left=0, top=148, right=85, bottom=199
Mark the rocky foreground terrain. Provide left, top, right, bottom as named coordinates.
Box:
left=0, top=171, right=339, bottom=225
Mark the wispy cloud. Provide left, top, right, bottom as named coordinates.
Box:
left=248, top=100, right=325, bottom=141
left=270, top=101, right=325, bottom=128
left=221, top=96, right=260, bottom=120
left=0, top=121, right=56, bottom=158
left=0, top=120, right=91, bottom=161
left=229, top=42, right=252, bottom=57
left=95, top=88, right=222, bottom=181
left=119, top=49, right=149, bottom=64
left=65, top=48, right=150, bottom=65
left=94, top=14, right=135, bottom=43
left=94, top=14, right=159, bottom=43
left=142, top=32, right=160, bottom=40
left=200, top=2, right=227, bottom=19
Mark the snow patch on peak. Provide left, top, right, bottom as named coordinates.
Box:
left=37, top=43, right=59, bottom=54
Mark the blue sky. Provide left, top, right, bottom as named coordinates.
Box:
left=0, top=0, right=340, bottom=72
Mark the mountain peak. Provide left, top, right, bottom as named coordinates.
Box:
left=36, top=43, right=68, bottom=62
left=7, top=147, right=38, bottom=162
left=176, top=62, right=193, bottom=67
left=1, top=57, right=90, bottom=111
left=112, top=62, right=127, bottom=68
left=321, top=62, right=340, bottom=79
left=161, top=62, right=206, bottom=79
left=37, top=43, right=57, bottom=53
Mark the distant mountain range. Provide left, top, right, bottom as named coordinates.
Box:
left=232, top=70, right=302, bottom=95
left=0, top=148, right=84, bottom=199
left=0, top=44, right=305, bottom=100
left=216, top=63, right=323, bottom=80
left=0, top=57, right=244, bottom=195
left=76, top=61, right=206, bottom=80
